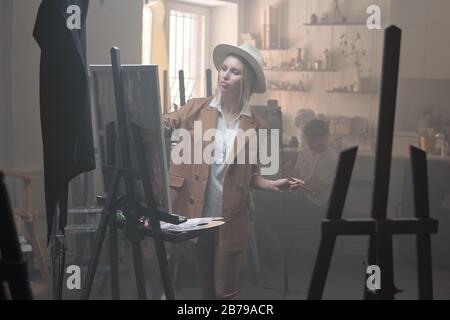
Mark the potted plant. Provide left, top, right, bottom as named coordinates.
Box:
left=340, top=32, right=367, bottom=92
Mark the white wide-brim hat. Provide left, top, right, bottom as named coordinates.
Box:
left=213, top=43, right=267, bottom=94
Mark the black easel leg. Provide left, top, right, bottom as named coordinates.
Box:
left=50, top=232, right=64, bottom=300
left=377, top=229, right=395, bottom=300
left=154, top=237, right=175, bottom=300
left=364, top=236, right=377, bottom=300
left=417, top=234, right=433, bottom=300
left=109, top=215, right=120, bottom=299
left=57, top=245, right=66, bottom=299
left=81, top=170, right=120, bottom=300
left=56, top=184, right=68, bottom=300
left=410, top=146, right=435, bottom=300
left=307, top=235, right=337, bottom=300
left=80, top=207, right=113, bottom=300
left=130, top=234, right=147, bottom=300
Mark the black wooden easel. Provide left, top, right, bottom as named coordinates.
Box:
left=81, top=48, right=185, bottom=300
left=178, top=70, right=186, bottom=107
left=206, top=68, right=213, bottom=97
left=0, top=172, right=33, bottom=300
left=307, top=26, right=438, bottom=300
left=163, top=70, right=169, bottom=114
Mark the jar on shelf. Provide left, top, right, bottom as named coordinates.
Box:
left=296, top=48, right=303, bottom=66
left=435, top=133, right=448, bottom=157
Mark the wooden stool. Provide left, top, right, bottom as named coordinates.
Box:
left=4, top=170, right=50, bottom=291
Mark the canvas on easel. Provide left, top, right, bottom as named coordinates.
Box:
left=90, top=65, right=172, bottom=215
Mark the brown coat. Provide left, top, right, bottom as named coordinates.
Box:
left=163, top=96, right=268, bottom=251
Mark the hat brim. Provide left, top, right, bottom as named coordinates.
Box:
left=213, top=44, right=267, bottom=94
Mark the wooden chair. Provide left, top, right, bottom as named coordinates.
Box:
left=4, top=170, right=50, bottom=295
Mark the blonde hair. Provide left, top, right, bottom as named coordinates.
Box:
left=216, top=54, right=256, bottom=110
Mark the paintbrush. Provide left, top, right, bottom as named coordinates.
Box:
left=280, top=170, right=317, bottom=195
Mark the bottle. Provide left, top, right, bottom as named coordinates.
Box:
left=436, top=133, right=445, bottom=156
left=296, top=48, right=303, bottom=65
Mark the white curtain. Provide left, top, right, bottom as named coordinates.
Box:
left=143, top=0, right=171, bottom=112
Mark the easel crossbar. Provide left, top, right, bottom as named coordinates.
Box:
left=322, top=218, right=438, bottom=236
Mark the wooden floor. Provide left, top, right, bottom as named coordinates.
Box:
left=29, top=246, right=450, bottom=300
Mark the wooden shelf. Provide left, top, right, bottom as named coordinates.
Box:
left=268, top=88, right=308, bottom=93
left=257, top=47, right=288, bottom=51
left=325, top=90, right=378, bottom=95
left=264, top=67, right=336, bottom=72
left=303, top=22, right=367, bottom=26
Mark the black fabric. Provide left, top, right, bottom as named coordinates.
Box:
left=33, top=0, right=95, bottom=241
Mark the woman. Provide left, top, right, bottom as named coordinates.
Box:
left=163, top=43, right=297, bottom=299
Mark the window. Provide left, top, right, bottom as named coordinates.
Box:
left=142, top=3, right=152, bottom=65
left=168, top=3, right=208, bottom=109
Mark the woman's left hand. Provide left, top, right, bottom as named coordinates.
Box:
left=269, top=178, right=295, bottom=193
left=251, top=175, right=298, bottom=193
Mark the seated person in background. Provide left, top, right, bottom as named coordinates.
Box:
left=290, top=119, right=338, bottom=208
